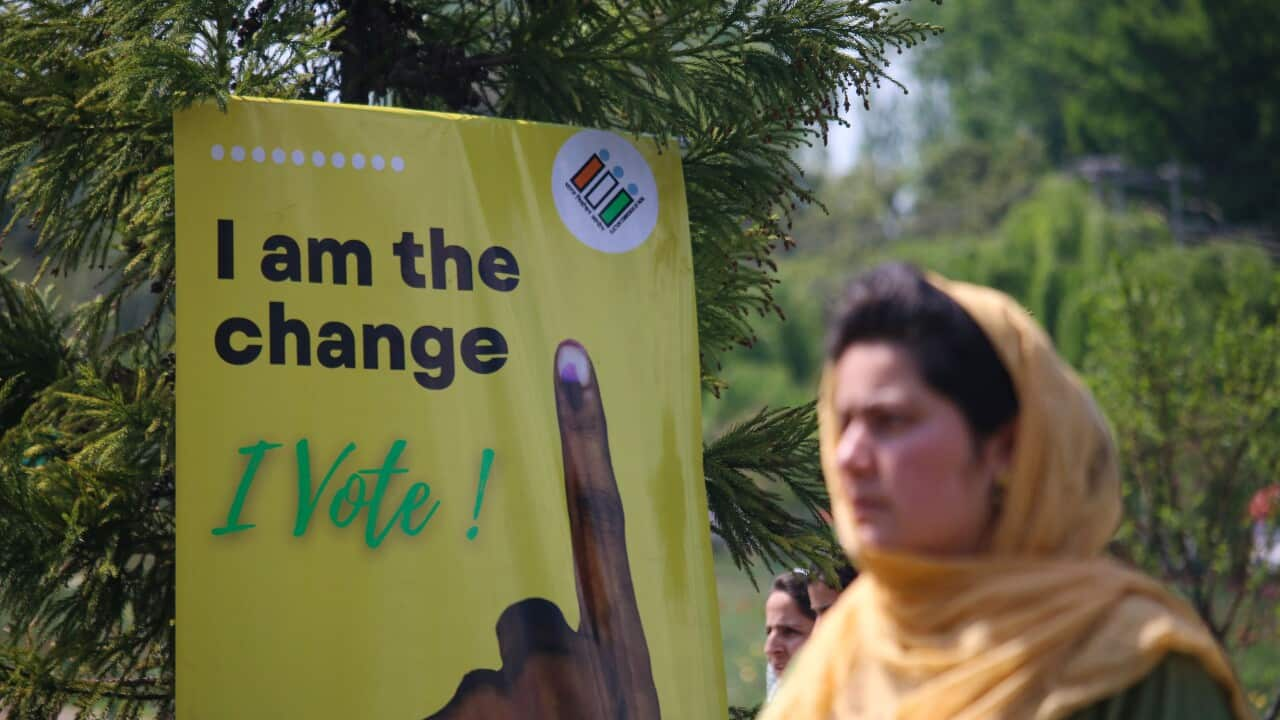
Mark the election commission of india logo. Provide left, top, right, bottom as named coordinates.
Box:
left=551, top=129, right=659, bottom=253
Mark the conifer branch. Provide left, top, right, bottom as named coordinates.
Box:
left=703, top=403, right=838, bottom=586
left=0, top=1, right=938, bottom=710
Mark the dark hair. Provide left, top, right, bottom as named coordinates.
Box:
left=829, top=562, right=858, bottom=590
left=826, top=262, right=1019, bottom=440
left=804, top=561, right=858, bottom=590
left=770, top=571, right=816, bottom=620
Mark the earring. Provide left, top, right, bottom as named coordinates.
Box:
left=990, top=481, right=1006, bottom=514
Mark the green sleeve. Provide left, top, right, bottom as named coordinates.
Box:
left=1065, top=653, right=1235, bottom=720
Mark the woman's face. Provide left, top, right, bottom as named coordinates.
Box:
left=763, top=591, right=814, bottom=675
left=830, top=341, right=1012, bottom=556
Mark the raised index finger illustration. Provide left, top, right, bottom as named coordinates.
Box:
left=424, top=340, right=661, bottom=719
left=554, top=340, right=661, bottom=719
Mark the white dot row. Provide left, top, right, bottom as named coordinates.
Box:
left=210, top=144, right=405, bottom=172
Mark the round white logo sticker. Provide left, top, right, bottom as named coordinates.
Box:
left=551, top=129, right=659, bottom=253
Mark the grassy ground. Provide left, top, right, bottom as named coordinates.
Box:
left=1235, top=630, right=1280, bottom=711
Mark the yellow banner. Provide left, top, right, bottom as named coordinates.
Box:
left=175, top=98, right=723, bottom=718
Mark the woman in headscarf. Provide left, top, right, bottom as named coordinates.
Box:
left=762, top=263, right=1253, bottom=720
left=765, top=570, right=818, bottom=701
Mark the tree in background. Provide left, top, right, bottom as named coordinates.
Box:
left=914, top=0, right=1280, bottom=228
left=0, top=0, right=938, bottom=715
left=1086, top=244, right=1280, bottom=715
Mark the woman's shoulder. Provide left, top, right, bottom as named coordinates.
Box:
left=1064, top=652, right=1238, bottom=720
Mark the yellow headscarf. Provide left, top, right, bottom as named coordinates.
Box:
left=761, top=274, right=1253, bottom=720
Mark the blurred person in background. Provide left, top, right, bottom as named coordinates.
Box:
left=807, top=561, right=858, bottom=629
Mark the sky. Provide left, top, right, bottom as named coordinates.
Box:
left=805, top=61, right=941, bottom=178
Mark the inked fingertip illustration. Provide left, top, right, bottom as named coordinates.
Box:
left=556, top=341, right=592, bottom=387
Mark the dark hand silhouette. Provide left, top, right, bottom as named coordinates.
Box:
left=425, top=340, right=662, bottom=720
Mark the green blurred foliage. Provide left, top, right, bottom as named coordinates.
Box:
left=912, top=0, right=1280, bottom=226
left=709, top=172, right=1148, bottom=430
left=1087, top=243, right=1280, bottom=644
